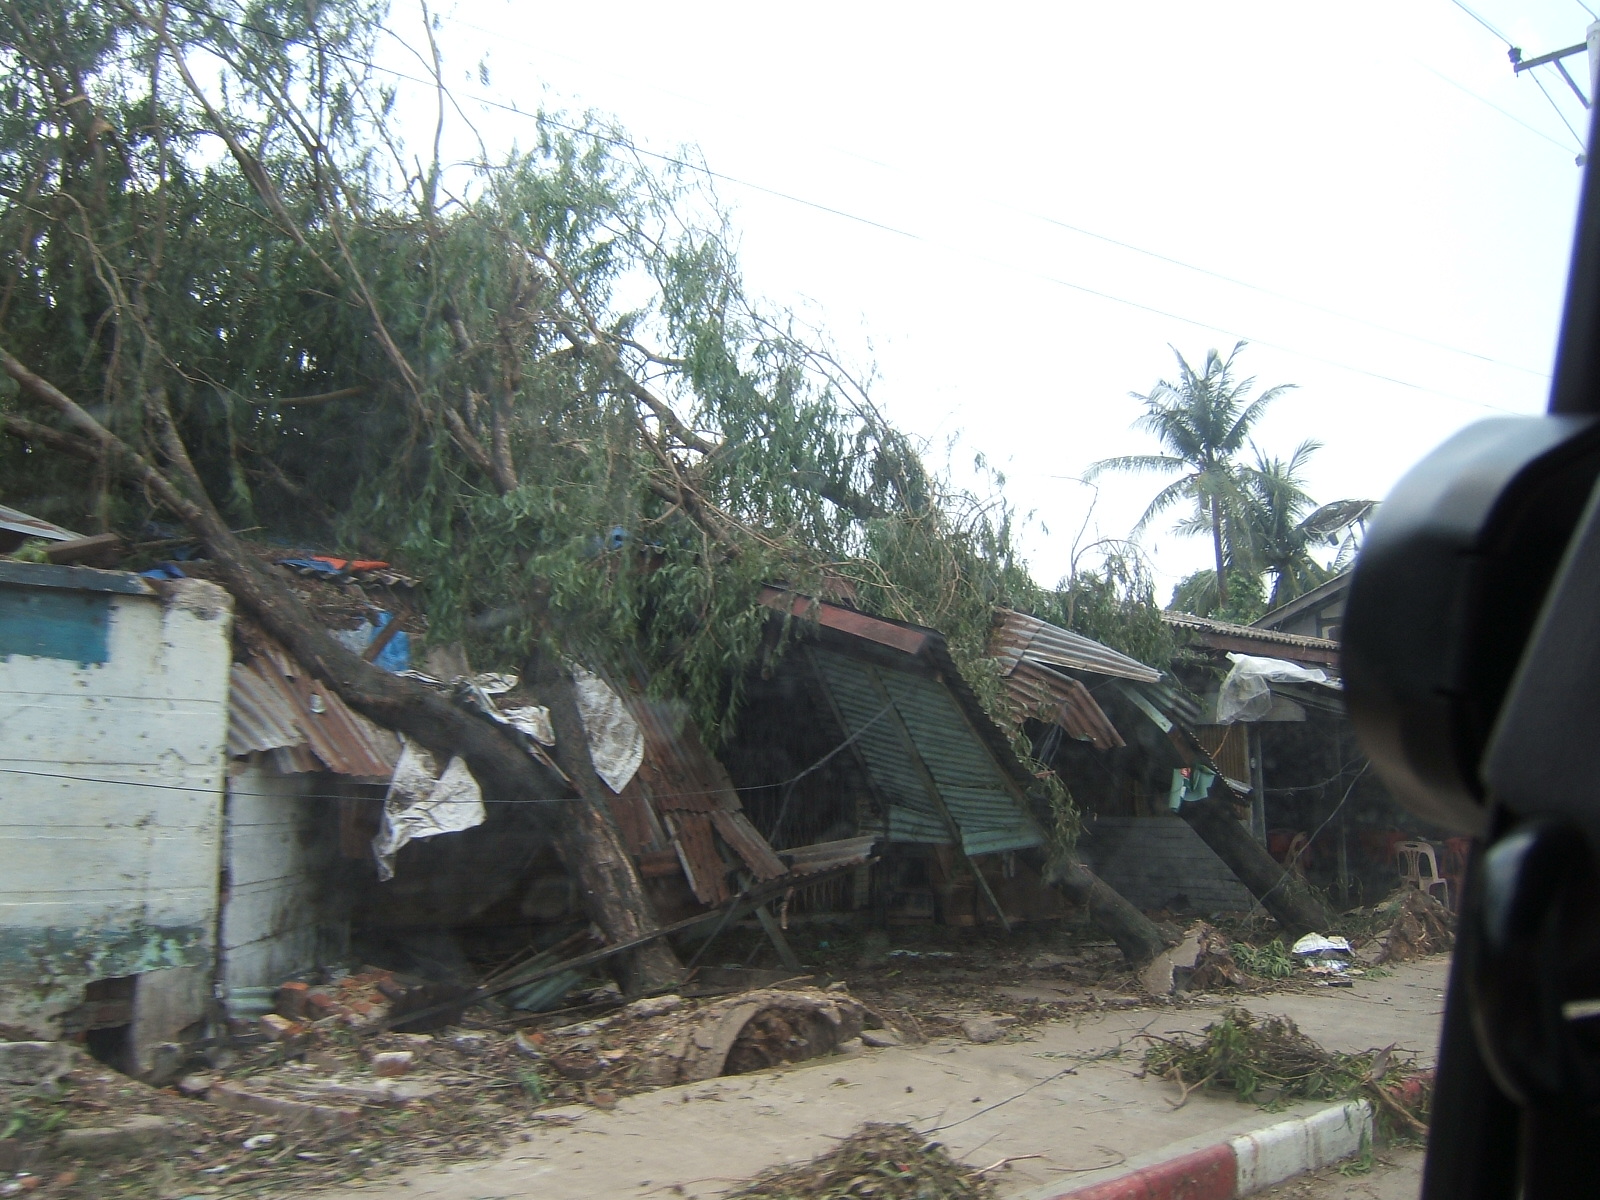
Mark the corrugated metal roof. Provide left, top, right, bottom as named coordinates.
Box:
left=989, top=609, right=1163, bottom=683
left=1162, top=611, right=1339, bottom=652
left=628, top=694, right=787, bottom=884
left=1004, top=660, right=1125, bottom=750
left=810, top=648, right=1043, bottom=857
left=226, top=642, right=400, bottom=778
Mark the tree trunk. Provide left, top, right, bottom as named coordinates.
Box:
left=1211, top=495, right=1229, bottom=607
left=1180, top=793, right=1334, bottom=935
left=0, top=347, right=687, bottom=994
left=211, top=546, right=686, bottom=992
left=524, top=652, right=684, bottom=994
left=1029, top=847, right=1171, bottom=965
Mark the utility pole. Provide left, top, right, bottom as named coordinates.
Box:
left=1508, top=21, right=1599, bottom=163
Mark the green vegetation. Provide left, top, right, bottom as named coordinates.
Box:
left=1230, top=938, right=1295, bottom=979
left=0, top=0, right=1169, bottom=748
left=1142, top=1008, right=1429, bottom=1138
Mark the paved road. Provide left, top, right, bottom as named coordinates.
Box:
left=1253, top=1145, right=1423, bottom=1199
left=309, top=958, right=1448, bottom=1200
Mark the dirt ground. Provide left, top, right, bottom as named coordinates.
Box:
left=0, top=917, right=1446, bottom=1200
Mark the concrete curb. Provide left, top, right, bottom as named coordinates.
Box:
left=1036, top=1098, right=1375, bottom=1200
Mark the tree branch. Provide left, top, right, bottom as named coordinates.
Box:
left=0, top=413, right=102, bottom=461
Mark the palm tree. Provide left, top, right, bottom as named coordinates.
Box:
left=1087, top=343, right=1293, bottom=608
left=1242, top=441, right=1374, bottom=609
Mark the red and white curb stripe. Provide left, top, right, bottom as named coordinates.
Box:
left=1036, top=1099, right=1376, bottom=1200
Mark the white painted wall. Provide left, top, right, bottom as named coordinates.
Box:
left=220, top=762, right=346, bottom=996
left=0, top=573, right=233, bottom=1037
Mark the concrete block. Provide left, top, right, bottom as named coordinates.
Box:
left=58, top=1114, right=177, bottom=1159
left=209, top=1080, right=360, bottom=1128
left=0, top=1041, right=75, bottom=1086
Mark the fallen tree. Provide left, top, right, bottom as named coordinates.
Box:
left=1181, top=792, right=1335, bottom=936
left=0, top=0, right=1173, bottom=966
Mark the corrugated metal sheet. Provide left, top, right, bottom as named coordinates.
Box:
left=1003, top=659, right=1125, bottom=750
left=810, top=648, right=1043, bottom=857
left=0, top=504, right=80, bottom=543
left=1162, top=611, right=1339, bottom=654
left=226, top=642, right=400, bottom=778
left=627, top=694, right=787, bottom=883
left=989, top=609, right=1162, bottom=682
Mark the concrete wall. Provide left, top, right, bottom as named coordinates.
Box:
left=0, top=567, right=233, bottom=1043
left=220, top=763, right=346, bottom=996
left=1079, top=816, right=1253, bottom=913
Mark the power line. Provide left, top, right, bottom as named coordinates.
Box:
left=437, top=17, right=1551, bottom=381
left=1446, top=0, right=1588, bottom=151
left=1530, top=66, right=1589, bottom=148
left=1449, top=0, right=1513, bottom=43
left=1422, top=60, right=1580, bottom=151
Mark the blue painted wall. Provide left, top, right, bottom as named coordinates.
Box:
left=0, top=584, right=112, bottom=664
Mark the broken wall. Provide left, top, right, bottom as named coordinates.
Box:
left=0, top=566, right=233, bottom=1045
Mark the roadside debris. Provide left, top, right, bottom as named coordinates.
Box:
left=723, top=1122, right=996, bottom=1200
left=1141, top=923, right=1248, bottom=995
left=634, top=988, right=868, bottom=1086
left=1141, top=1007, right=1430, bottom=1134
left=1358, top=889, right=1455, bottom=964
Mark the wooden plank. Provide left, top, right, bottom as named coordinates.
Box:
left=759, top=587, right=928, bottom=655
left=753, top=903, right=804, bottom=971
left=664, top=812, right=731, bottom=906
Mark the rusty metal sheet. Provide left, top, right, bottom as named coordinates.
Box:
left=0, top=503, right=80, bottom=543
left=709, top=809, right=787, bottom=881
left=988, top=609, right=1161, bottom=683
left=759, top=587, right=929, bottom=655
left=227, top=636, right=400, bottom=778
left=227, top=661, right=307, bottom=756
left=1005, top=660, right=1125, bottom=750
left=663, top=811, right=731, bottom=905
left=1161, top=612, right=1339, bottom=665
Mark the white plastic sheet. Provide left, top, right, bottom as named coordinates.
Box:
left=1215, top=653, right=1336, bottom=723
left=571, top=666, right=644, bottom=794
left=372, top=739, right=487, bottom=881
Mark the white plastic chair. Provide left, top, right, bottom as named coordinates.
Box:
left=1396, top=840, right=1450, bottom=908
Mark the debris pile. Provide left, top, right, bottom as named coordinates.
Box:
left=723, top=1123, right=996, bottom=1200
left=1139, top=923, right=1247, bottom=996
left=1360, top=889, right=1455, bottom=964
left=1290, top=933, right=1355, bottom=986
left=1141, top=1007, right=1430, bottom=1136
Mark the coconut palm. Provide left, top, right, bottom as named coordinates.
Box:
left=1087, top=343, right=1293, bottom=607
left=1242, top=441, right=1375, bottom=609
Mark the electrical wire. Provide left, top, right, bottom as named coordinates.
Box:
left=134, top=0, right=1544, bottom=417
left=1530, top=66, right=1589, bottom=148
left=1449, top=0, right=1513, bottom=43
left=1245, top=762, right=1370, bottom=920
left=0, top=703, right=895, bottom=809
left=436, top=15, right=1551, bottom=381
left=1445, top=0, right=1588, bottom=152
left=1422, top=61, right=1580, bottom=152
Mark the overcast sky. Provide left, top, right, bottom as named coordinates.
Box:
left=389, top=1, right=1592, bottom=601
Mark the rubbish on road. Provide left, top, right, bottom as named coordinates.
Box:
left=1141, top=923, right=1247, bottom=995
left=1141, top=1006, right=1429, bottom=1134
left=1291, top=933, right=1352, bottom=958
left=722, top=1122, right=996, bottom=1200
